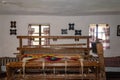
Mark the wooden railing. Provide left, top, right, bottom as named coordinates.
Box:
left=17, top=36, right=91, bottom=55
left=17, top=36, right=91, bottom=48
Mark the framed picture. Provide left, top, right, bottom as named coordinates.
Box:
left=117, top=25, right=120, bottom=36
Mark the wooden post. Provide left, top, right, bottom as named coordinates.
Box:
left=97, top=43, right=106, bottom=80
left=19, top=38, right=22, bottom=48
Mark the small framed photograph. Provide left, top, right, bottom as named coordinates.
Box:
left=117, top=25, right=120, bottom=36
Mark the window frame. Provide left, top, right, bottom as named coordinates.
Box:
left=89, top=24, right=110, bottom=49
left=28, top=24, right=50, bottom=46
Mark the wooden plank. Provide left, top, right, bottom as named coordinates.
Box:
left=21, top=43, right=86, bottom=48
left=7, top=74, right=97, bottom=80
left=17, top=36, right=91, bottom=39
left=7, top=61, right=99, bottom=68
left=17, top=47, right=91, bottom=50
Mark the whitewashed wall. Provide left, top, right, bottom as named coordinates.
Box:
left=0, top=15, right=120, bottom=57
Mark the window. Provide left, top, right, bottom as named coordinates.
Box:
left=89, top=24, right=110, bottom=49
left=28, top=24, right=50, bottom=46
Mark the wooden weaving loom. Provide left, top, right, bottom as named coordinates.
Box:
left=6, top=36, right=106, bottom=80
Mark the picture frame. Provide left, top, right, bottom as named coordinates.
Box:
left=117, top=25, right=120, bottom=36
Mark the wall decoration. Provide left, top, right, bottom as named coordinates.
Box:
left=10, top=29, right=17, bottom=35
left=10, top=21, right=16, bottom=28
left=61, top=29, right=68, bottom=34
left=74, top=38, right=79, bottom=41
left=61, top=23, right=82, bottom=36
left=10, top=21, right=17, bottom=35
left=69, top=23, right=75, bottom=30
left=117, top=25, right=120, bottom=36
left=75, top=30, right=82, bottom=35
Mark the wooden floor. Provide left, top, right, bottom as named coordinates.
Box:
left=1, top=72, right=120, bottom=80
left=1, top=77, right=120, bottom=80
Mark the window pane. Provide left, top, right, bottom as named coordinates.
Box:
left=89, top=24, right=110, bottom=50
left=31, top=26, right=39, bottom=33
left=28, top=24, right=50, bottom=46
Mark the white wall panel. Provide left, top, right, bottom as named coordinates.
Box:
left=0, top=15, right=120, bottom=57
